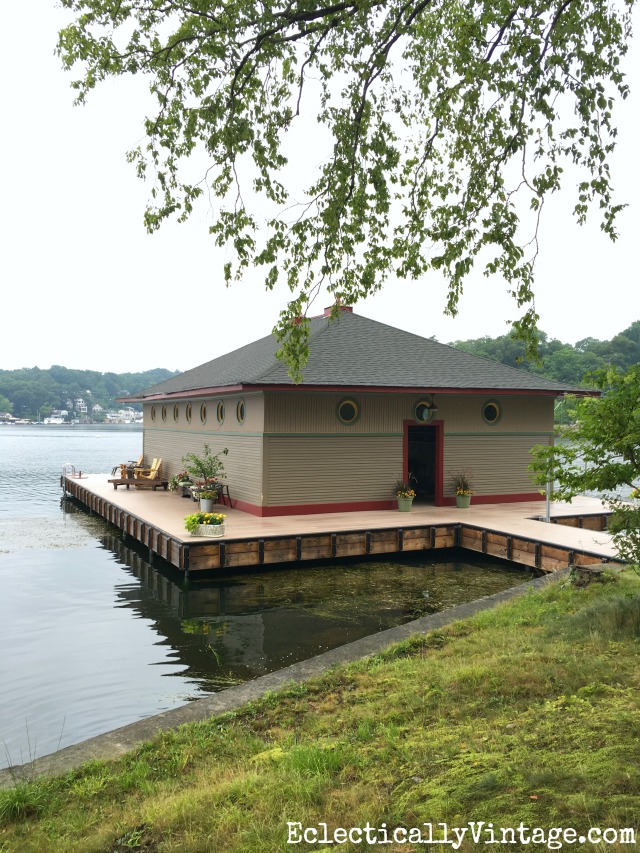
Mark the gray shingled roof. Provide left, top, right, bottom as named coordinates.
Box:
left=139, top=310, right=585, bottom=397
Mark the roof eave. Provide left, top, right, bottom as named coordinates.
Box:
left=122, top=383, right=598, bottom=402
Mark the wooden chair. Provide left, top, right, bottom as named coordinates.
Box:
left=112, top=454, right=143, bottom=477
left=134, top=458, right=162, bottom=481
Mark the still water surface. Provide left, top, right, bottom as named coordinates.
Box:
left=0, top=426, right=531, bottom=769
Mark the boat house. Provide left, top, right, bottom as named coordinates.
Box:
left=128, top=307, right=588, bottom=517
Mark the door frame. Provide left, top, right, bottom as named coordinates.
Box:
left=403, top=419, right=444, bottom=506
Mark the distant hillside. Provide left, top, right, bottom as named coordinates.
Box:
left=449, top=320, right=640, bottom=387
left=2, top=320, right=637, bottom=420
left=0, top=366, right=180, bottom=420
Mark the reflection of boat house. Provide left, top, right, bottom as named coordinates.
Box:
left=130, top=308, right=587, bottom=517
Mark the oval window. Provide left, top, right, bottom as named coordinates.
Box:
left=217, top=400, right=225, bottom=424
left=200, top=403, right=207, bottom=424
left=185, top=403, right=192, bottom=423
left=150, top=405, right=156, bottom=422
left=173, top=404, right=179, bottom=422
left=161, top=405, right=167, bottom=422
left=414, top=401, right=433, bottom=423
left=482, top=400, right=501, bottom=424
left=236, top=399, right=245, bottom=424
left=337, top=398, right=359, bottom=425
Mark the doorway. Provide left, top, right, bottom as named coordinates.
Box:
left=407, top=424, right=438, bottom=502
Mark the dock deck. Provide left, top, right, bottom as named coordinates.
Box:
left=62, top=474, right=618, bottom=575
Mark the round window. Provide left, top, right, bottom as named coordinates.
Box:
left=161, top=405, right=167, bottom=422
left=237, top=399, right=245, bottom=424
left=337, top=399, right=359, bottom=425
left=173, top=404, right=179, bottom=422
left=415, top=401, right=433, bottom=423
left=200, top=403, right=207, bottom=424
left=185, top=403, right=192, bottom=423
left=482, top=400, right=501, bottom=424
left=217, top=400, right=225, bottom=424
left=150, top=405, right=156, bottom=422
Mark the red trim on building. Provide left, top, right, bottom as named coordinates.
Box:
left=126, top=385, right=245, bottom=403
left=245, top=385, right=583, bottom=396
left=233, top=492, right=543, bottom=516
left=230, top=498, right=397, bottom=517
left=124, top=384, right=595, bottom=404
left=441, top=492, right=545, bottom=506
left=403, top=419, right=445, bottom=506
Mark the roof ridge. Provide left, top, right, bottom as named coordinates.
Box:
left=347, top=313, right=579, bottom=391
left=250, top=314, right=332, bottom=382
left=138, top=308, right=589, bottom=397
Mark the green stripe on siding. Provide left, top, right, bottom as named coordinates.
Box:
left=445, top=431, right=554, bottom=437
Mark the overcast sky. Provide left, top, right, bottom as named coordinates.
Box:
left=1, top=1, right=638, bottom=375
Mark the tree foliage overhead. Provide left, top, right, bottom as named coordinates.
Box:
left=57, top=0, right=634, bottom=375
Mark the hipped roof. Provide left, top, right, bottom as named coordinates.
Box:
left=134, top=309, right=591, bottom=400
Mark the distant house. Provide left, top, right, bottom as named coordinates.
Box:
left=128, top=307, right=592, bottom=517
left=74, top=398, right=88, bottom=413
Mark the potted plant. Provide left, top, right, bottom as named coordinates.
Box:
left=184, top=511, right=226, bottom=538
left=168, top=471, right=192, bottom=491
left=197, top=489, right=218, bottom=512
left=182, top=444, right=228, bottom=486
left=451, top=469, right=474, bottom=508
left=394, top=476, right=416, bottom=512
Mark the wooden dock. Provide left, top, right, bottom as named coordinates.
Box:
left=62, top=474, right=618, bottom=576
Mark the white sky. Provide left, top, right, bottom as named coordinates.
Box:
left=1, top=1, right=638, bottom=374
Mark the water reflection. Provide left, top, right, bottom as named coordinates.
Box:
left=103, top=532, right=533, bottom=693
left=1, top=435, right=534, bottom=770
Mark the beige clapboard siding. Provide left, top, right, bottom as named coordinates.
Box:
left=263, top=391, right=554, bottom=435
left=264, top=391, right=402, bottom=434
left=444, top=433, right=552, bottom=496
left=442, top=394, right=554, bottom=433
left=142, top=428, right=263, bottom=505
left=264, top=435, right=401, bottom=505
left=142, top=393, right=264, bottom=437
left=224, top=436, right=263, bottom=505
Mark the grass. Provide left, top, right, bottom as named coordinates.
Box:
left=1, top=571, right=639, bottom=852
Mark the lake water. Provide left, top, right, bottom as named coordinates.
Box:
left=0, top=426, right=531, bottom=769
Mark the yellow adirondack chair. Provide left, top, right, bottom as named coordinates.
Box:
left=112, top=454, right=143, bottom=477
left=134, top=458, right=162, bottom=480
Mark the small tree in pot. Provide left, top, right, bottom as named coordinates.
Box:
left=182, top=444, right=229, bottom=499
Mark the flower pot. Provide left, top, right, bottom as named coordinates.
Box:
left=456, top=494, right=471, bottom=508
left=191, top=524, right=225, bottom=537
left=397, top=496, right=414, bottom=512
left=200, top=498, right=215, bottom=512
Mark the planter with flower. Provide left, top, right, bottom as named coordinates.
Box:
left=451, top=469, right=474, bottom=508
left=394, top=477, right=416, bottom=512
left=169, top=471, right=192, bottom=492
left=196, top=489, right=218, bottom=512
left=184, top=511, right=226, bottom=538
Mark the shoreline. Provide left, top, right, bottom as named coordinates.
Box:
left=0, top=571, right=562, bottom=787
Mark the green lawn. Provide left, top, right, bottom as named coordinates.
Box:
left=1, top=571, right=639, bottom=852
